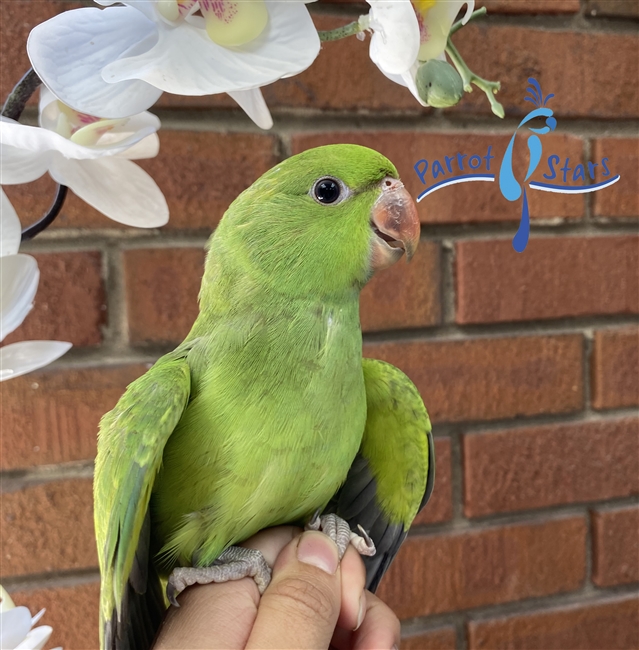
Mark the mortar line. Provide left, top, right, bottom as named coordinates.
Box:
left=441, top=239, right=456, bottom=325
left=152, top=109, right=639, bottom=138
left=448, top=426, right=466, bottom=525
left=2, top=568, right=100, bottom=594
left=23, top=220, right=639, bottom=253
left=399, top=583, right=639, bottom=638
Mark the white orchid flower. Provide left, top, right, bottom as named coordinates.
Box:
left=27, top=1, right=321, bottom=130
left=0, top=192, right=71, bottom=382
left=0, top=585, right=62, bottom=650
left=365, top=0, right=474, bottom=106
left=0, top=87, right=168, bottom=228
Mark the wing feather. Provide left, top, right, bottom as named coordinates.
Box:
left=327, top=358, right=433, bottom=592
left=94, top=350, right=192, bottom=649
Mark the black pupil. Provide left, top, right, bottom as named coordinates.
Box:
left=315, top=179, right=340, bottom=204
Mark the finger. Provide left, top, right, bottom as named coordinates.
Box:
left=336, top=545, right=366, bottom=632
left=352, top=590, right=401, bottom=650
left=154, top=580, right=259, bottom=650
left=241, top=525, right=301, bottom=565
left=246, top=530, right=342, bottom=649
left=153, top=526, right=299, bottom=650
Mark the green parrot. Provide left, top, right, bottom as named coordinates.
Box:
left=94, top=144, right=434, bottom=650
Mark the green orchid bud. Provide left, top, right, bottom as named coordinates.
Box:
left=416, top=59, right=464, bottom=108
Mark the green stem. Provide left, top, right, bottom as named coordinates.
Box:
left=318, top=21, right=362, bottom=42
left=445, top=38, right=505, bottom=118
left=449, top=6, right=488, bottom=36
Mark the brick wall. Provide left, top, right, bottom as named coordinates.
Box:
left=2, top=1, right=638, bottom=649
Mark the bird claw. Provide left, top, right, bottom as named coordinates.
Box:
left=305, top=513, right=376, bottom=559
left=166, top=547, right=272, bottom=606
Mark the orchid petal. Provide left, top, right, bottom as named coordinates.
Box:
left=1, top=190, right=22, bottom=256
left=0, top=341, right=72, bottom=382
left=418, top=0, right=473, bottom=62
left=39, top=97, right=161, bottom=152
left=50, top=157, right=168, bottom=228
left=0, top=586, right=16, bottom=612
left=0, top=607, right=33, bottom=649
left=367, top=0, right=420, bottom=75
left=227, top=88, right=273, bottom=130
left=94, top=0, right=157, bottom=20
left=15, top=626, right=53, bottom=650
left=0, top=254, right=39, bottom=341
left=28, top=6, right=163, bottom=118
left=115, top=133, right=160, bottom=160
left=102, top=2, right=319, bottom=96
left=0, top=116, right=149, bottom=161
left=0, top=120, right=54, bottom=184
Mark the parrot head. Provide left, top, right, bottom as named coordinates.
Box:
left=215, top=144, right=420, bottom=298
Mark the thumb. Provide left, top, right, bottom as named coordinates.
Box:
left=246, top=530, right=342, bottom=649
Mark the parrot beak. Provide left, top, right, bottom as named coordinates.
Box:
left=370, top=177, right=420, bottom=271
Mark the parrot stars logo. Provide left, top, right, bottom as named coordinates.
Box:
left=413, top=78, right=621, bottom=252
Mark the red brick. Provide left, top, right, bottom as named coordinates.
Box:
left=463, top=418, right=639, bottom=517
left=1, top=478, right=97, bottom=578
left=378, top=517, right=586, bottom=618
left=0, top=364, right=148, bottom=470
left=452, top=26, right=639, bottom=119
left=124, top=248, right=205, bottom=345
left=3, top=251, right=106, bottom=347
left=586, top=0, right=639, bottom=18
left=365, top=334, right=583, bottom=423
left=414, top=438, right=453, bottom=525
left=360, top=242, right=441, bottom=332
left=480, top=0, right=580, bottom=12
left=9, top=581, right=100, bottom=650
left=468, top=595, right=639, bottom=650
left=136, top=132, right=278, bottom=230
left=402, top=627, right=457, bottom=650
left=592, top=505, right=639, bottom=587
left=456, top=237, right=639, bottom=324
left=0, top=1, right=83, bottom=102
left=293, top=132, right=584, bottom=225
left=5, top=132, right=278, bottom=232
left=592, top=328, right=639, bottom=410
left=593, top=139, right=639, bottom=218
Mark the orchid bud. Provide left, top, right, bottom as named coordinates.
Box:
left=416, top=59, right=464, bottom=108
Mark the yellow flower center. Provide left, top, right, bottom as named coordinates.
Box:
left=55, top=103, right=124, bottom=147
left=411, top=0, right=451, bottom=62
left=156, top=0, right=269, bottom=47
left=412, top=0, right=437, bottom=13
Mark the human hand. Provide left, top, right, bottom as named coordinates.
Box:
left=153, top=526, right=400, bottom=649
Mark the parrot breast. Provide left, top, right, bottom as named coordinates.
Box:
left=151, top=296, right=367, bottom=570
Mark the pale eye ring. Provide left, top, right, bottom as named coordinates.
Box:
left=312, top=177, right=346, bottom=205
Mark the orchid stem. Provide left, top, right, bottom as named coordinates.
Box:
left=445, top=39, right=505, bottom=118
left=1, top=68, right=41, bottom=120
left=2, top=68, right=68, bottom=239
left=318, top=20, right=363, bottom=42
left=449, top=7, right=488, bottom=36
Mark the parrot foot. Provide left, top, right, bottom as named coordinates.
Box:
left=305, top=512, right=376, bottom=560
left=166, top=546, right=272, bottom=606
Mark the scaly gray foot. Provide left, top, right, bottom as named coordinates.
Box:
left=167, top=546, right=272, bottom=606
left=305, top=512, right=376, bottom=560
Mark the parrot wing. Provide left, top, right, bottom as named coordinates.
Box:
left=326, top=358, right=434, bottom=592
left=94, top=347, right=193, bottom=650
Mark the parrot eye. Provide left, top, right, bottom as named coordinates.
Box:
left=312, top=178, right=342, bottom=205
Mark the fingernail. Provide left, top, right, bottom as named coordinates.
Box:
left=354, top=592, right=366, bottom=631
left=297, top=531, right=339, bottom=574
left=391, top=645, right=399, bottom=650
